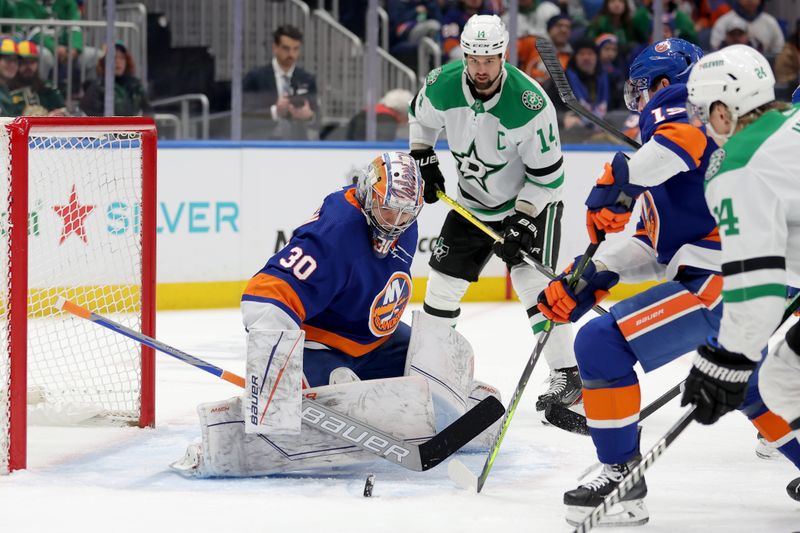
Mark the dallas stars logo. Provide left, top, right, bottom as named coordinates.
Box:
left=452, top=141, right=506, bottom=193
left=705, top=148, right=726, bottom=181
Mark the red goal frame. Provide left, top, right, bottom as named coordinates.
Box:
left=5, top=117, right=157, bottom=472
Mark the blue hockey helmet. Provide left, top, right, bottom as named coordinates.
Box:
left=624, top=38, right=703, bottom=112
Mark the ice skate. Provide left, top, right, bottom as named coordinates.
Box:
left=564, top=456, right=649, bottom=527
left=788, top=477, right=800, bottom=502
left=536, top=366, right=582, bottom=412
left=170, top=443, right=203, bottom=478
left=755, top=432, right=783, bottom=460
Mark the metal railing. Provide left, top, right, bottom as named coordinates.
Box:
left=0, top=18, right=143, bottom=104
left=417, top=36, right=442, bottom=84
left=150, top=93, right=210, bottom=139
left=376, top=6, right=389, bottom=51
left=153, top=112, right=182, bottom=138
left=84, top=2, right=148, bottom=82
left=311, top=9, right=362, bottom=123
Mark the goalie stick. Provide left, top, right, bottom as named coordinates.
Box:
left=448, top=236, right=605, bottom=492
left=437, top=189, right=608, bottom=316
left=546, top=291, right=800, bottom=436
left=535, top=38, right=641, bottom=150
left=57, top=298, right=505, bottom=473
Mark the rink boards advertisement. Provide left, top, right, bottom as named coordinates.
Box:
left=155, top=142, right=642, bottom=309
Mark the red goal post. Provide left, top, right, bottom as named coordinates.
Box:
left=0, top=117, right=157, bottom=473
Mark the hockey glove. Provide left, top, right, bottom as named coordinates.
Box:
left=681, top=339, right=757, bottom=425
left=585, top=152, right=644, bottom=244
left=536, top=256, right=619, bottom=323
left=410, top=147, right=445, bottom=204
left=493, top=212, right=539, bottom=267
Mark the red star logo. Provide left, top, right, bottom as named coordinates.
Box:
left=53, top=185, right=96, bottom=244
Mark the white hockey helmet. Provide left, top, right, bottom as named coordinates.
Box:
left=355, top=152, right=424, bottom=258
left=460, top=14, right=509, bottom=58
left=686, top=44, right=775, bottom=142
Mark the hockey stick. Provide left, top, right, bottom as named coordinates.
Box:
left=57, top=298, right=505, bottom=473
left=535, top=38, right=641, bottom=150
left=437, top=189, right=608, bottom=316
left=572, top=406, right=697, bottom=533
left=448, top=237, right=604, bottom=492
left=546, top=290, right=800, bottom=436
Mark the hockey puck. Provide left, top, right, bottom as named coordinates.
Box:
left=363, top=474, right=375, bottom=497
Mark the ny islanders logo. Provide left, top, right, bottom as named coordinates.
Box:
left=369, top=272, right=412, bottom=336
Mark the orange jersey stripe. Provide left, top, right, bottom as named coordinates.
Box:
left=702, top=227, right=720, bottom=242
left=344, top=187, right=360, bottom=209
left=752, top=410, right=793, bottom=443
left=243, top=273, right=307, bottom=322
left=654, top=122, right=707, bottom=167
left=302, top=323, right=391, bottom=357
left=696, top=275, right=723, bottom=308
left=583, top=383, right=641, bottom=422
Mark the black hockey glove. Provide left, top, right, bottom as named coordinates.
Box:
left=411, top=147, right=445, bottom=204
left=493, top=212, right=539, bottom=267
left=680, top=339, right=756, bottom=425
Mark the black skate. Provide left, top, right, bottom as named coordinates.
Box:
left=564, top=456, right=649, bottom=527
left=788, top=477, right=800, bottom=502
left=536, top=366, right=582, bottom=412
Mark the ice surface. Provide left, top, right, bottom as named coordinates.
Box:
left=1, top=304, right=798, bottom=532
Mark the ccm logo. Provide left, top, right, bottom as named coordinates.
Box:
left=302, top=406, right=410, bottom=463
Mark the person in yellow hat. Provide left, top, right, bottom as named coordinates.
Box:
left=9, top=40, right=66, bottom=116
left=0, top=37, right=18, bottom=115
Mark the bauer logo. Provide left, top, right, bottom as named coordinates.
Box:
left=368, top=272, right=412, bottom=337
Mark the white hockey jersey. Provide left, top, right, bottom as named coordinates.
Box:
left=705, top=104, right=800, bottom=361
left=409, top=61, right=564, bottom=221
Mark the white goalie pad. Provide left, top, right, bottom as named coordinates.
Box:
left=405, top=310, right=474, bottom=432
left=243, top=328, right=304, bottom=436
left=464, top=380, right=503, bottom=452
left=176, top=376, right=436, bottom=478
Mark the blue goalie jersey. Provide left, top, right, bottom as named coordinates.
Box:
left=242, top=186, right=417, bottom=356
left=634, top=83, right=720, bottom=275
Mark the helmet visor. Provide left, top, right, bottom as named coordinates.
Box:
left=624, top=78, right=650, bottom=112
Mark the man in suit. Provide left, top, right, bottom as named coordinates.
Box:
left=243, top=25, right=319, bottom=140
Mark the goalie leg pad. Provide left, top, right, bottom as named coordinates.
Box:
left=463, top=379, right=503, bottom=452
left=244, top=328, right=304, bottom=436
left=405, top=310, right=475, bottom=432
left=181, top=376, right=436, bottom=478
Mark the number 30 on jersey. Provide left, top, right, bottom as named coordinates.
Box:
left=279, top=246, right=318, bottom=280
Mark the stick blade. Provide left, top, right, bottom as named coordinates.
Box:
left=544, top=404, right=590, bottom=436
left=418, top=396, right=505, bottom=471
left=448, top=459, right=479, bottom=491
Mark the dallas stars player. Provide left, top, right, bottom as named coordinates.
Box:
left=683, top=44, right=800, bottom=501
left=409, top=14, right=579, bottom=411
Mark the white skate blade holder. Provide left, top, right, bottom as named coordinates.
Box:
left=566, top=500, right=649, bottom=528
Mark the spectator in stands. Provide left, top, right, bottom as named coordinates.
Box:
left=388, top=0, right=443, bottom=69
left=79, top=42, right=149, bottom=117
left=243, top=25, right=319, bottom=141
left=596, top=33, right=626, bottom=109
left=345, top=88, right=413, bottom=141
left=502, top=0, right=560, bottom=38
left=9, top=40, right=66, bottom=116
left=718, top=16, right=753, bottom=47
left=552, top=38, right=609, bottom=133
left=585, top=0, right=636, bottom=49
left=632, top=0, right=699, bottom=44
left=710, top=0, right=784, bottom=54
left=440, top=0, right=495, bottom=61
left=775, top=30, right=800, bottom=86
left=0, top=37, right=17, bottom=115
left=17, top=0, right=99, bottom=89
left=517, top=14, right=573, bottom=84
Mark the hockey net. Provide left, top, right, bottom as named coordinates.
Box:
left=0, top=117, right=156, bottom=473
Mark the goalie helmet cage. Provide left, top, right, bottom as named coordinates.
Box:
left=0, top=117, right=157, bottom=473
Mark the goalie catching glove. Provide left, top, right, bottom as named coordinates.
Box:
left=585, top=152, right=644, bottom=244
left=410, top=147, right=445, bottom=204
left=537, top=256, right=619, bottom=323
left=681, top=339, right=756, bottom=425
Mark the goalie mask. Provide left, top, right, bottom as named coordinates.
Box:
left=355, top=152, right=424, bottom=258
